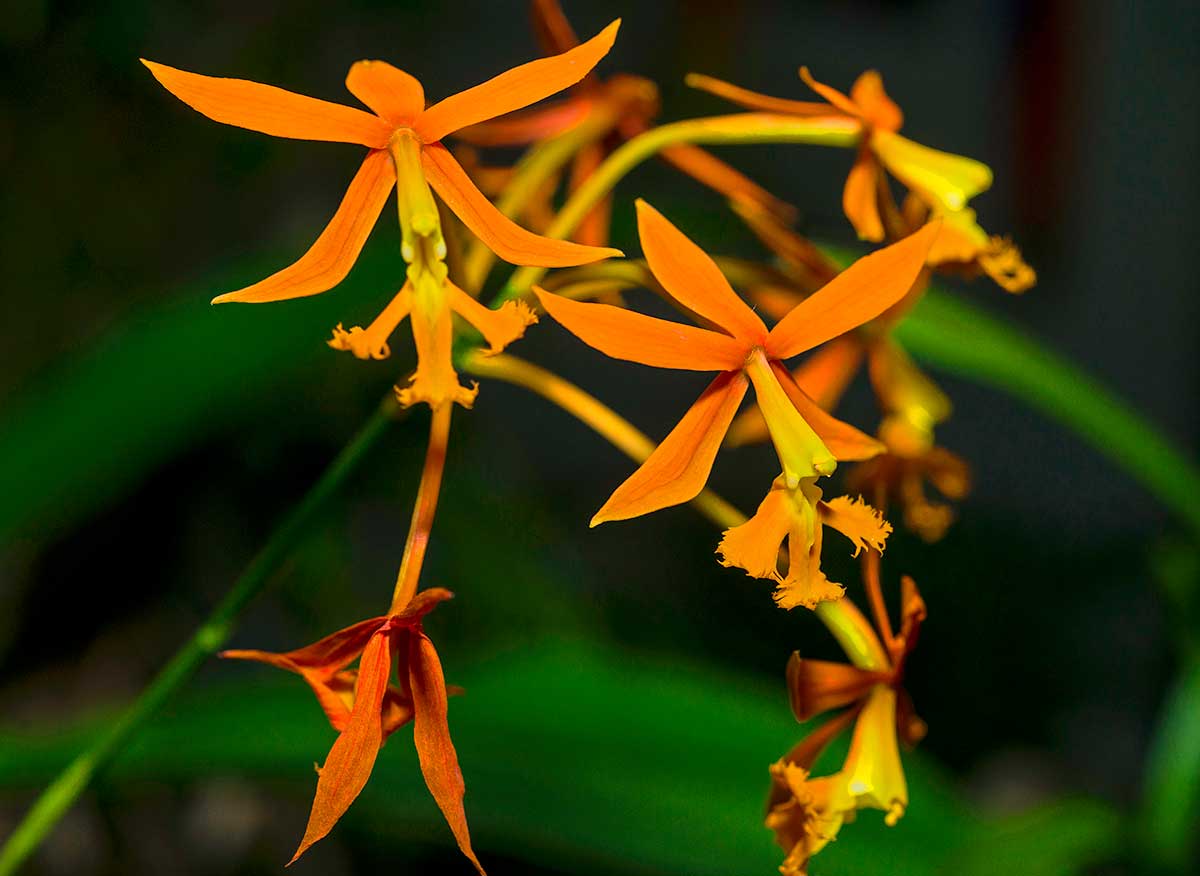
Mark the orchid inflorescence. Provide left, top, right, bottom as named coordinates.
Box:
left=142, top=2, right=1034, bottom=872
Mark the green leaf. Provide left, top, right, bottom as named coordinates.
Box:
left=0, top=642, right=1114, bottom=875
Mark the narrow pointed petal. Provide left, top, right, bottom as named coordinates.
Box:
left=771, top=360, right=883, bottom=461
left=409, top=632, right=486, bottom=875
left=141, top=59, right=393, bottom=147
left=212, top=150, right=395, bottom=304
left=391, top=586, right=456, bottom=625
left=844, top=147, right=885, bottom=241
left=872, top=130, right=993, bottom=210
left=452, top=99, right=592, bottom=147
left=220, top=616, right=386, bottom=672
left=799, top=67, right=861, bottom=117
left=448, top=282, right=538, bottom=354
left=422, top=144, right=621, bottom=266
left=592, top=371, right=749, bottom=524
left=777, top=706, right=862, bottom=775
left=659, top=143, right=797, bottom=224
left=414, top=20, right=620, bottom=142
left=849, top=71, right=902, bottom=131
left=793, top=337, right=865, bottom=411
left=787, top=653, right=888, bottom=721
left=289, top=632, right=392, bottom=864
left=636, top=200, right=767, bottom=340
left=345, top=60, right=424, bottom=126
left=534, top=287, right=747, bottom=371
left=765, top=222, right=938, bottom=360
left=897, top=574, right=927, bottom=657
left=685, top=73, right=835, bottom=116
left=532, top=0, right=584, bottom=56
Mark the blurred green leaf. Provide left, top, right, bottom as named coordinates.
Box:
left=0, top=642, right=1114, bottom=875
left=0, top=249, right=396, bottom=544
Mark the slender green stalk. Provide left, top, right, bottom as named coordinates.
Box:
left=0, top=400, right=399, bottom=876
left=492, top=113, right=858, bottom=304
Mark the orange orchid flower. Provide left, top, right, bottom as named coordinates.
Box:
left=450, top=0, right=794, bottom=251
left=222, top=588, right=483, bottom=872
left=767, top=573, right=926, bottom=875
left=688, top=66, right=1035, bottom=293
left=143, top=21, right=623, bottom=408
left=535, top=200, right=938, bottom=527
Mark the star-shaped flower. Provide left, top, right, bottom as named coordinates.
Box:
left=143, top=21, right=624, bottom=408
left=535, top=200, right=937, bottom=526
left=222, top=588, right=483, bottom=871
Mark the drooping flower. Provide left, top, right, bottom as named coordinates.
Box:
left=143, top=21, right=623, bottom=408
left=221, top=588, right=483, bottom=871
left=687, top=66, right=1035, bottom=292
left=767, top=573, right=927, bottom=874
left=535, top=200, right=938, bottom=526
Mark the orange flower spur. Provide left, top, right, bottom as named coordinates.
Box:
left=221, top=588, right=483, bottom=871
left=142, top=20, right=623, bottom=409
left=687, top=66, right=1036, bottom=293
left=767, top=569, right=927, bottom=875
left=536, top=202, right=937, bottom=607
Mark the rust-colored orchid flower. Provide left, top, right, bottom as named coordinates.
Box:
left=688, top=67, right=1035, bottom=293
left=451, top=0, right=794, bottom=255
left=222, top=588, right=482, bottom=871
left=143, top=21, right=623, bottom=408
left=535, top=200, right=938, bottom=526
left=767, top=572, right=926, bottom=875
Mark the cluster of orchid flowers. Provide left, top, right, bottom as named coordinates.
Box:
left=143, top=2, right=1034, bottom=873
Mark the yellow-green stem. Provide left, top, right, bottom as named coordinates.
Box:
left=493, top=112, right=859, bottom=305
left=463, top=351, right=887, bottom=671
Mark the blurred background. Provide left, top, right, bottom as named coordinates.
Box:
left=1, top=0, right=1197, bottom=874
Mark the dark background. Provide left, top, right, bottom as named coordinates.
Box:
left=0, top=1, right=1197, bottom=874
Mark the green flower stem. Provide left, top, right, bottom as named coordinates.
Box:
left=492, top=113, right=859, bottom=304
left=0, top=399, right=400, bottom=876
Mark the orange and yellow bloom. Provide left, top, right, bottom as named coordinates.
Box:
left=222, top=588, right=482, bottom=871
left=143, top=21, right=625, bottom=408
left=688, top=66, right=1035, bottom=293
left=767, top=572, right=926, bottom=875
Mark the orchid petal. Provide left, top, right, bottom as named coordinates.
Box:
left=212, top=150, right=395, bottom=304
left=799, top=67, right=861, bottom=117
left=448, top=282, right=538, bottom=355
left=787, top=653, right=888, bottom=721
left=451, top=99, right=593, bottom=146
left=345, top=60, right=424, bottom=126
left=414, top=20, right=620, bottom=142
left=534, top=287, right=748, bottom=372
left=141, top=59, right=393, bottom=147
left=849, top=70, right=903, bottom=131
left=592, top=371, right=749, bottom=524
left=872, top=130, right=993, bottom=211
left=422, top=144, right=620, bottom=266
left=636, top=200, right=767, bottom=340
left=765, top=222, right=938, bottom=360
left=685, top=73, right=835, bottom=116
left=409, top=631, right=485, bottom=875
left=290, top=632, right=392, bottom=864
left=770, top=360, right=883, bottom=461
left=844, top=146, right=885, bottom=242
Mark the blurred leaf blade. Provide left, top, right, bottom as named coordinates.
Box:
left=0, top=641, right=1114, bottom=875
